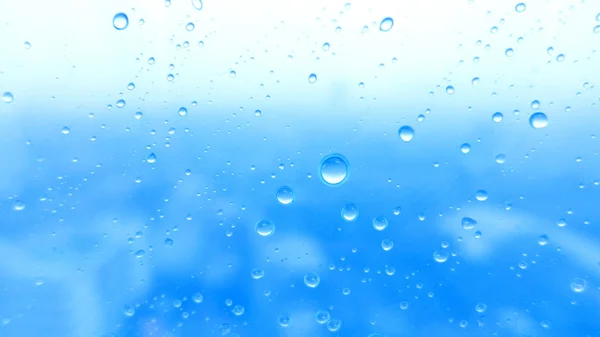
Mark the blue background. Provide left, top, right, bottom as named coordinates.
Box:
left=1, top=0, right=600, bottom=336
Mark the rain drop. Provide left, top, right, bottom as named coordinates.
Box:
left=379, top=17, right=394, bottom=32
left=515, top=3, right=526, bottom=12
left=186, top=22, right=195, bottom=31
left=461, top=217, right=477, bottom=230
left=372, top=216, right=388, bottom=231
left=276, top=186, right=295, bottom=205
left=398, top=126, right=414, bottom=142
left=319, top=154, right=349, bottom=186
left=256, top=220, right=275, bottom=237
left=178, top=107, right=188, bottom=116
left=113, top=13, right=129, bottom=30
left=304, top=272, right=320, bottom=288
left=460, top=143, right=471, bottom=154
left=341, top=203, right=359, bottom=221
left=2, top=92, right=14, bottom=103
left=446, top=85, right=455, bottom=94
left=529, top=112, right=548, bottom=129
left=146, top=153, right=157, bottom=164
left=191, top=0, right=203, bottom=10
left=570, top=278, right=586, bottom=293
left=492, top=112, right=504, bottom=122
left=308, top=73, right=317, bottom=83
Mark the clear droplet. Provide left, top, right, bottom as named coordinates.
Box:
left=381, top=238, right=394, bottom=251
left=315, top=310, right=331, bottom=324
left=529, top=112, right=548, bottom=129
left=460, top=143, right=471, bottom=154
left=446, top=85, right=455, bottom=94
left=505, top=48, right=514, bottom=57
left=186, top=22, right=195, bottom=31
left=472, top=77, right=480, bottom=85
left=379, top=17, right=394, bottom=32
left=570, top=278, right=586, bottom=293
left=164, top=238, right=173, bottom=246
left=399, top=301, right=409, bottom=310
left=475, top=190, right=488, bottom=201
left=62, top=126, right=71, bottom=135
left=322, top=42, right=330, bottom=51
left=232, top=305, right=245, bottom=316
left=124, top=305, right=135, bottom=316
left=276, top=186, right=295, bottom=205
left=146, top=153, right=156, bottom=164
left=135, top=249, right=145, bottom=258
left=515, top=3, right=526, bottom=12
left=475, top=303, right=487, bottom=313
left=537, top=234, right=548, bottom=246
left=251, top=268, right=264, bottom=279
left=2, top=92, right=14, bottom=103
left=14, top=201, right=25, bottom=211
left=327, top=319, right=342, bottom=332
left=24, top=41, right=31, bottom=49
left=304, top=272, right=320, bottom=288
left=594, top=25, right=600, bottom=34
left=492, top=112, right=504, bottom=123
left=319, top=154, right=349, bottom=186
left=113, top=13, right=129, bottom=30
left=556, top=54, right=565, bottom=62
left=372, top=216, right=388, bottom=231
left=308, top=73, right=317, bottom=83
left=127, top=82, right=135, bottom=90
left=462, top=217, right=477, bottom=230
left=256, top=220, right=275, bottom=236
left=116, top=99, right=126, bottom=108
left=531, top=100, right=540, bottom=109
left=135, top=111, right=143, bottom=120
left=433, top=251, right=449, bottom=263
left=192, top=293, right=203, bottom=303
left=229, top=70, right=236, bottom=78
left=495, top=154, right=506, bottom=164
left=398, top=126, right=414, bottom=142
left=178, top=107, right=188, bottom=116
left=341, top=203, right=359, bottom=221
left=191, top=0, right=203, bottom=10
left=278, top=314, right=291, bottom=327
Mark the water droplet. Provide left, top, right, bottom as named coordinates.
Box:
left=372, top=216, right=389, bottom=231
left=475, top=190, right=488, bottom=201
left=178, top=107, right=188, bottom=116
left=495, top=154, right=506, bottom=164
left=2, top=92, right=14, bottom=103
left=557, top=218, right=567, bottom=227
left=594, top=25, right=600, bottom=34
left=116, top=99, right=126, bottom=108
left=322, top=42, right=330, bottom=51
left=315, top=310, right=331, bottom=324
left=319, top=154, right=349, bottom=186
left=460, top=143, right=471, bottom=154
left=251, top=268, right=264, bottom=279
left=256, top=220, right=275, bottom=237
left=537, top=234, right=548, bottom=246
left=529, top=112, right=548, bottom=129
left=229, top=70, right=236, bottom=78
left=462, top=217, right=477, bottom=230
left=304, top=272, right=320, bottom=288
left=124, top=305, right=135, bottom=316
left=398, top=125, right=414, bottom=142
left=472, top=77, right=480, bottom=85
left=475, top=303, right=487, bottom=313
left=327, top=319, right=342, bottom=332
left=278, top=314, right=291, bottom=327
left=540, top=320, right=550, bottom=329
left=62, top=126, right=71, bottom=135
left=515, top=3, right=526, bottom=12
left=113, top=13, right=129, bottom=30
left=433, top=251, right=449, bottom=263
left=381, top=238, right=394, bottom=251
left=276, top=186, right=295, bottom=205
left=127, top=82, right=135, bottom=90
left=556, top=54, right=565, bottom=62
left=164, top=238, right=173, bottom=246
left=185, top=22, right=195, bottom=31
left=490, top=26, right=498, bottom=34
left=232, top=305, right=245, bottom=316
left=446, top=85, right=455, bottom=94
left=135, top=111, right=143, bottom=120
left=146, top=153, right=156, bottom=164
left=379, top=17, right=394, bottom=32
left=492, top=112, right=504, bottom=122
left=191, top=0, right=203, bottom=10
left=167, top=74, right=174, bottom=81
left=505, top=48, right=514, bottom=57
left=135, top=249, right=145, bottom=258
left=24, top=41, right=31, bottom=49
left=341, top=203, right=359, bottom=221
left=570, top=278, right=586, bottom=293
left=393, top=207, right=401, bottom=215
left=192, top=293, right=203, bottom=303
left=399, top=301, right=409, bottom=310
left=308, top=73, right=317, bottom=83
left=531, top=100, right=540, bottom=109
left=14, top=201, right=25, bottom=211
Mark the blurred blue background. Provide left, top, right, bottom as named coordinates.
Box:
left=1, top=0, right=600, bottom=336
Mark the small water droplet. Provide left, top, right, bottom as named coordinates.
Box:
left=556, top=54, right=565, bottom=62
left=14, top=201, right=25, bottom=211
left=148, top=57, right=155, bottom=65
left=529, top=112, right=548, bottom=129
left=278, top=314, right=291, bottom=327
left=304, top=272, right=320, bottom=288
left=322, top=42, right=330, bottom=51
left=113, top=13, right=129, bottom=30
left=251, top=268, right=264, bottom=279
left=178, top=107, right=188, bottom=116
left=537, top=234, right=548, bottom=246
left=147, top=153, right=157, bottom=164
left=164, top=238, right=173, bottom=246
left=505, top=48, right=514, bottom=57
left=232, top=305, right=245, bottom=316
left=192, top=293, right=203, bottom=303
left=116, top=99, right=126, bottom=108
left=531, top=100, right=540, bottom=109
left=495, top=154, right=506, bottom=164
left=381, top=238, right=394, bottom=251
left=490, top=26, right=498, bottom=34
left=472, top=77, right=480, bottom=85
left=62, top=126, right=71, bottom=135
left=327, top=319, right=342, bottom=332
left=492, top=112, right=504, bottom=122
left=135, top=249, right=145, bottom=258
left=460, top=143, right=471, bottom=154
left=276, top=186, right=295, bottom=205
left=341, top=203, right=359, bottom=221
left=191, top=0, right=203, bottom=10
left=372, top=216, right=389, bottom=231
left=2, top=92, right=14, bottom=103
left=186, top=22, right=195, bottom=31
left=256, top=220, right=275, bottom=236
left=319, top=154, right=349, bottom=186
left=315, top=310, right=331, bottom=324
left=398, top=126, right=414, bottom=142
left=515, top=3, right=526, bottom=12
left=124, top=305, right=135, bottom=316
left=446, top=85, right=455, bottom=94
left=433, top=251, right=449, bottom=263
left=570, top=278, right=586, bottom=293
left=24, top=41, right=31, bottom=49
left=475, top=303, right=487, bottom=313
left=475, top=190, right=488, bottom=201
left=127, top=82, right=135, bottom=90
left=135, top=111, right=143, bottom=120
left=379, top=17, right=394, bottom=32
left=462, top=217, right=477, bottom=230
left=308, top=73, right=317, bottom=83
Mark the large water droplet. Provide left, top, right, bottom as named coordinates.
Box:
left=372, top=216, right=388, bottom=231
left=276, top=186, right=295, bottom=205
left=461, top=217, right=477, bottom=230
left=475, top=303, right=487, bottom=313
left=2, top=92, right=14, bottom=103
left=191, top=0, right=203, bottom=10
left=124, top=305, right=135, bottom=316
left=505, top=48, right=514, bottom=57
left=398, top=126, right=414, bottom=142
left=531, top=100, right=540, bottom=109
left=308, top=73, right=317, bottom=83
left=379, top=17, right=394, bottom=32
left=515, top=2, right=526, bottom=12
left=446, top=85, right=455, bottom=94
left=492, top=112, right=504, bottom=123
left=113, top=13, right=129, bottom=30
left=322, top=42, right=330, bottom=51
left=147, top=153, right=157, bottom=164
left=341, top=203, right=358, bottom=221
left=537, top=234, right=548, bottom=246
left=319, top=154, right=349, bottom=186
left=116, top=99, right=126, bottom=108
left=192, top=293, right=203, bottom=303
left=529, top=112, right=548, bottom=129
left=178, top=107, right=188, bottom=116
left=304, top=272, right=320, bottom=288
left=570, top=278, right=586, bottom=293
left=256, top=220, right=275, bottom=236
left=472, top=77, right=480, bottom=85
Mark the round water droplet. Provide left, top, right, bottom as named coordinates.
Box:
left=570, top=278, right=586, bottom=293
left=256, top=220, right=275, bottom=237
left=14, top=201, right=25, bottom=211
left=135, top=111, right=143, bottom=120
left=164, top=238, right=173, bottom=246
left=472, top=77, right=480, bottom=85
left=229, top=70, right=236, bottom=78
left=462, top=217, right=477, bottom=230
left=446, top=85, right=455, bottom=94
left=319, top=154, right=349, bottom=186
left=278, top=314, right=291, bottom=327
left=398, top=125, right=414, bottom=142
left=178, top=107, right=188, bottom=116
left=192, top=293, right=203, bottom=303
left=556, top=54, right=565, bottom=62
left=304, top=272, right=320, bottom=288
left=251, top=268, right=264, bottom=279
left=505, top=48, right=514, bottom=57
left=2, top=92, right=14, bottom=103
left=322, top=42, right=330, bottom=51
left=537, top=234, right=548, bottom=246
left=191, top=0, right=203, bottom=10
left=529, top=112, right=548, bottom=129
left=515, top=3, right=526, bottom=12
left=594, top=25, right=600, bottom=34
left=276, top=186, right=294, bottom=205
left=186, top=22, right=195, bottom=31
left=24, top=41, right=31, bottom=49
left=327, top=319, right=342, bottom=332
left=381, top=238, right=394, bottom=251
left=399, top=301, right=409, bottom=310
left=433, top=251, right=449, bottom=263
left=475, top=303, right=487, bottom=313
left=475, top=190, right=488, bottom=201
left=315, top=310, right=330, bottom=324
left=232, top=305, right=245, bottom=316
left=531, top=100, right=540, bottom=109
left=460, top=143, right=471, bottom=154
left=308, top=73, right=317, bottom=83
left=495, top=154, right=506, bottom=164
left=124, top=305, right=135, bottom=316
left=372, top=216, right=388, bottom=231
left=492, top=112, right=504, bottom=123
left=116, top=99, right=126, bottom=108
left=146, top=153, right=156, bottom=164
left=127, top=82, right=135, bottom=90
left=379, top=17, right=394, bottom=32
left=113, top=13, right=129, bottom=30
left=62, top=126, right=71, bottom=135
left=341, top=203, right=359, bottom=221
left=393, top=207, right=401, bottom=215
left=135, top=249, right=145, bottom=258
